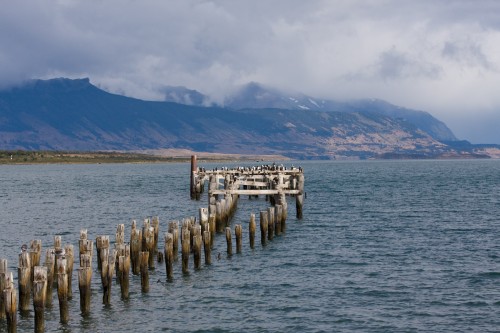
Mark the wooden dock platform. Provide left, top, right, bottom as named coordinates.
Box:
left=190, top=155, right=305, bottom=220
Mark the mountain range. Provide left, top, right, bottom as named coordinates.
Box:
left=0, top=77, right=498, bottom=159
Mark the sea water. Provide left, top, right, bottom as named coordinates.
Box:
left=0, top=160, right=499, bottom=332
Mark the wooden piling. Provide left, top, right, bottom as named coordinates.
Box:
left=56, top=255, right=69, bottom=324
left=78, top=254, right=92, bottom=315
left=64, top=244, right=74, bottom=299
left=190, top=155, right=197, bottom=199
left=118, top=246, right=130, bottom=299
left=275, top=204, right=283, bottom=235
left=33, top=266, right=47, bottom=333
left=249, top=213, right=256, bottom=249
left=267, top=207, right=275, bottom=241
left=139, top=251, right=149, bottom=293
left=4, top=272, right=17, bottom=333
left=216, top=201, right=223, bottom=233
left=130, top=224, right=142, bottom=275
left=203, top=231, right=211, bottom=265
left=143, top=225, right=155, bottom=270
left=193, top=233, right=202, bottom=270
left=0, top=258, right=7, bottom=320
left=29, top=240, right=42, bottom=289
left=199, top=207, right=209, bottom=235
left=17, top=250, right=31, bottom=313
left=44, top=249, right=55, bottom=307
left=96, top=235, right=109, bottom=271
left=208, top=213, right=216, bottom=247
left=152, top=216, right=160, bottom=255
left=100, top=248, right=115, bottom=305
left=235, top=224, right=243, bottom=254
left=260, top=211, right=268, bottom=246
left=296, top=173, right=304, bottom=219
left=168, top=221, right=179, bottom=261
left=181, top=228, right=190, bottom=275
left=225, top=227, right=232, bottom=256
left=164, top=233, right=174, bottom=280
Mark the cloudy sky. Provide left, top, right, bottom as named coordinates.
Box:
left=1, top=0, right=500, bottom=143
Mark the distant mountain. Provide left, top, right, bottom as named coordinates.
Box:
left=223, top=82, right=457, bottom=142
left=1, top=78, right=497, bottom=159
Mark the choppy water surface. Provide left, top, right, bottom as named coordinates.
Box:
left=0, top=160, right=499, bottom=332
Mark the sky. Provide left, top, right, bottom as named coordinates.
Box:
left=1, top=0, right=500, bottom=144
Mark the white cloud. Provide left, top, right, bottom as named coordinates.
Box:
left=1, top=0, right=500, bottom=142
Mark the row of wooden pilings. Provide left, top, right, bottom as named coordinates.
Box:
left=0, top=205, right=288, bottom=332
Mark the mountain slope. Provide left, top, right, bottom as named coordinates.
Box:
left=164, top=82, right=457, bottom=142
left=0, top=78, right=494, bottom=159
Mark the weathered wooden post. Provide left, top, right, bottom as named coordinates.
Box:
left=225, top=227, right=232, bottom=256
left=260, top=211, right=269, bottom=246
left=17, top=249, right=31, bottom=313
left=56, top=255, right=69, bottom=324
left=249, top=213, right=256, bottom=249
left=29, top=240, right=42, bottom=288
left=64, top=244, right=74, bottom=299
left=203, top=231, right=211, bottom=265
left=44, top=249, right=55, bottom=307
left=139, top=251, right=149, bottom=293
left=181, top=228, right=190, bottom=275
left=164, top=233, right=174, bottom=280
left=235, top=224, right=243, bottom=253
left=193, top=233, right=202, bottom=270
left=190, top=155, right=197, bottom=199
left=151, top=216, right=160, bottom=255
left=216, top=201, right=223, bottom=233
left=208, top=205, right=216, bottom=247
left=199, top=207, right=209, bottom=235
left=33, top=266, right=47, bottom=333
left=275, top=204, right=283, bottom=235
left=78, top=254, right=92, bottom=315
left=118, top=245, right=130, bottom=299
left=4, top=272, right=17, bottom=333
left=296, top=173, right=304, bottom=219
left=267, top=207, right=275, bottom=241
left=101, top=248, right=116, bottom=305
left=168, top=221, right=179, bottom=261
left=0, top=259, right=7, bottom=320
left=96, top=235, right=109, bottom=271
left=130, top=221, right=142, bottom=275
left=143, top=225, right=155, bottom=270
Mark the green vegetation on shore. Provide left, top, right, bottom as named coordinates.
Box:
left=0, top=150, right=190, bottom=164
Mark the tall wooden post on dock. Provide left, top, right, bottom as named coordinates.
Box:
left=190, top=155, right=197, bottom=199
left=296, top=173, right=304, bottom=219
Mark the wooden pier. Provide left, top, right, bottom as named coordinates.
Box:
left=0, top=156, right=305, bottom=332
left=190, top=155, right=305, bottom=220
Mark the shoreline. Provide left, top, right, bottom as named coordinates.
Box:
left=0, top=150, right=290, bottom=165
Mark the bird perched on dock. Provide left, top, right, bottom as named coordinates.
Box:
left=20, top=244, right=28, bottom=252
